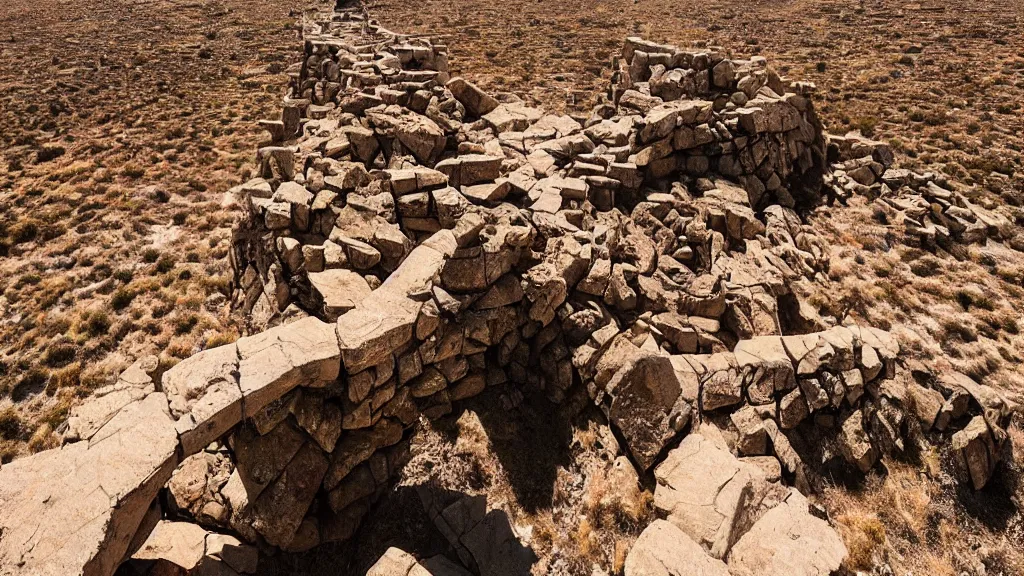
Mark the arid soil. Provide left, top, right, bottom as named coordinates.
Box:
left=0, top=0, right=328, bottom=460
left=1, top=0, right=1022, bottom=574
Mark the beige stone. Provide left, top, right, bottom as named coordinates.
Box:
left=624, top=520, right=730, bottom=576
left=0, top=392, right=179, bottom=576
left=237, top=316, right=341, bottom=418
left=727, top=490, right=847, bottom=576
left=163, top=344, right=242, bottom=455
left=132, top=520, right=209, bottom=570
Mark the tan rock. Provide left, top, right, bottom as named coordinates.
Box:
left=308, top=269, right=373, bottom=318
left=624, top=520, right=730, bottom=576
left=132, top=520, right=209, bottom=570
left=727, top=490, right=847, bottom=576
left=0, top=392, right=179, bottom=576
left=654, top=433, right=783, bottom=558
left=838, top=410, right=877, bottom=473
left=246, top=441, right=328, bottom=547
left=237, top=317, right=341, bottom=418
left=206, top=533, right=258, bottom=574
left=603, top=352, right=689, bottom=471
left=733, top=336, right=795, bottom=405
left=446, top=77, right=499, bottom=117
left=951, top=415, right=999, bottom=490
left=164, top=344, right=242, bottom=455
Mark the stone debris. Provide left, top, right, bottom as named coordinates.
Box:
left=823, top=133, right=1014, bottom=250
left=131, top=520, right=258, bottom=575
left=653, top=432, right=787, bottom=559
left=0, top=4, right=1015, bottom=576
left=624, top=520, right=730, bottom=576
left=727, top=490, right=847, bottom=576
left=416, top=488, right=536, bottom=576
left=365, top=547, right=473, bottom=576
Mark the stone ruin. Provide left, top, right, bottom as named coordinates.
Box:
left=0, top=4, right=1018, bottom=576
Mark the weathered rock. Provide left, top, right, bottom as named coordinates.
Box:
left=132, top=520, right=209, bottom=571
left=0, top=393, right=179, bottom=576
left=337, top=233, right=455, bottom=373
left=624, top=520, right=731, bottom=576
left=727, top=490, right=847, bottom=576
left=602, top=352, right=690, bottom=470
left=446, top=77, right=499, bottom=117
left=308, top=269, right=373, bottom=318
left=730, top=405, right=767, bottom=455
left=951, top=415, right=999, bottom=490
left=245, top=441, right=328, bottom=547
left=838, top=410, right=877, bottom=473
left=654, top=433, right=784, bottom=558
left=61, top=356, right=158, bottom=443
left=237, top=317, right=341, bottom=418
left=164, top=345, right=242, bottom=455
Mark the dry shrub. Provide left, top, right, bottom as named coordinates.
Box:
left=28, top=424, right=59, bottom=453
left=583, top=465, right=653, bottom=531
left=0, top=440, right=18, bottom=464
left=49, top=363, right=81, bottom=394
left=574, top=517, right=598, bottom=563
left=838, top=512, right=886, bottom=570
left=612, top=538, right=631, bottom=575
left=206, top=329, right=240, bottom=348
left=0, top=407, right=23, bottom=440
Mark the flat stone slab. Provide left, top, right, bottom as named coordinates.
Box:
left=0, top=393, right=180, bottom=576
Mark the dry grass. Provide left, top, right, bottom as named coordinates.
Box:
left=824, top=452, right=1024, bottom=576
left=0, top=0, right=304, bottom=457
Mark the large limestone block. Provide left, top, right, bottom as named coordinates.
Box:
left=163, top=344, right=242, bottom=455
left=206, top=533, right=258, bottom=574
left=308, top=269, right=373, bottom=318
left=0, top=392, right=179, bottom=576
left=367, top=108, right=447, bottom=165
left=654, top=433, right=783, bottom=558
left=459, top=508, right=537, bottom=576
left=603, top=353, right=690, bottom=471
left=951, top=415, right=999, bottom=490
left=446, top=77, right=499, bottom=117
left=336, top=298, right=420, bottom=375
left=727, top=490, right=847, bottom=576
left=246, top=441, right=329, bottom=547
left=838, top=410, right=877, bottom=473
left=62, top=356, right=157, bottom=443
left=624, top=520, right=730, bottom=576
left=132, top=520, right=209, bottom=570
left=698, top=353, right=744, bottom=411
left=482, top=102, right=543, bottom=133
left=237, top=316, right=341, bottom=418
left=325, top=419, right=404, bottom=490
left=337, top=233, right=455, bottom=374
left=733, top=336, right=795, bottom=405
left=230, top=418, right=306, bottom=499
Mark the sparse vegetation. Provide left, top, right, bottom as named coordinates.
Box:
left=0, top=0, right=1022, bottom=574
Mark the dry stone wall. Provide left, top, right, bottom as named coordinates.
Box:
left=0, top=4, right=1018, bottom=576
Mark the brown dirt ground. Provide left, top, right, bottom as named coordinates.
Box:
left=1, top=0, right=1022, bottom=574
left=0, top=0, right=333, bottom=460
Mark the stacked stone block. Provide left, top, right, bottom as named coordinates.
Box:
left=0, top=5, right=1018, bottom=576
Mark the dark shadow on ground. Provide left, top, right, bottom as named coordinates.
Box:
left=253, top=484, right=454, bottom=576
left=446, top=382, right=584, bottom=514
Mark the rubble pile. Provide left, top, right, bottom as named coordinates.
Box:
left=0, top=5, right=1017, bottom=576
left=608, top=37, right=828, bottom=211
left=824, top=132, right=1014, bottom=251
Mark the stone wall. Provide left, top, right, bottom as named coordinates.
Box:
left=0, top=5, right=1017, bottom=576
